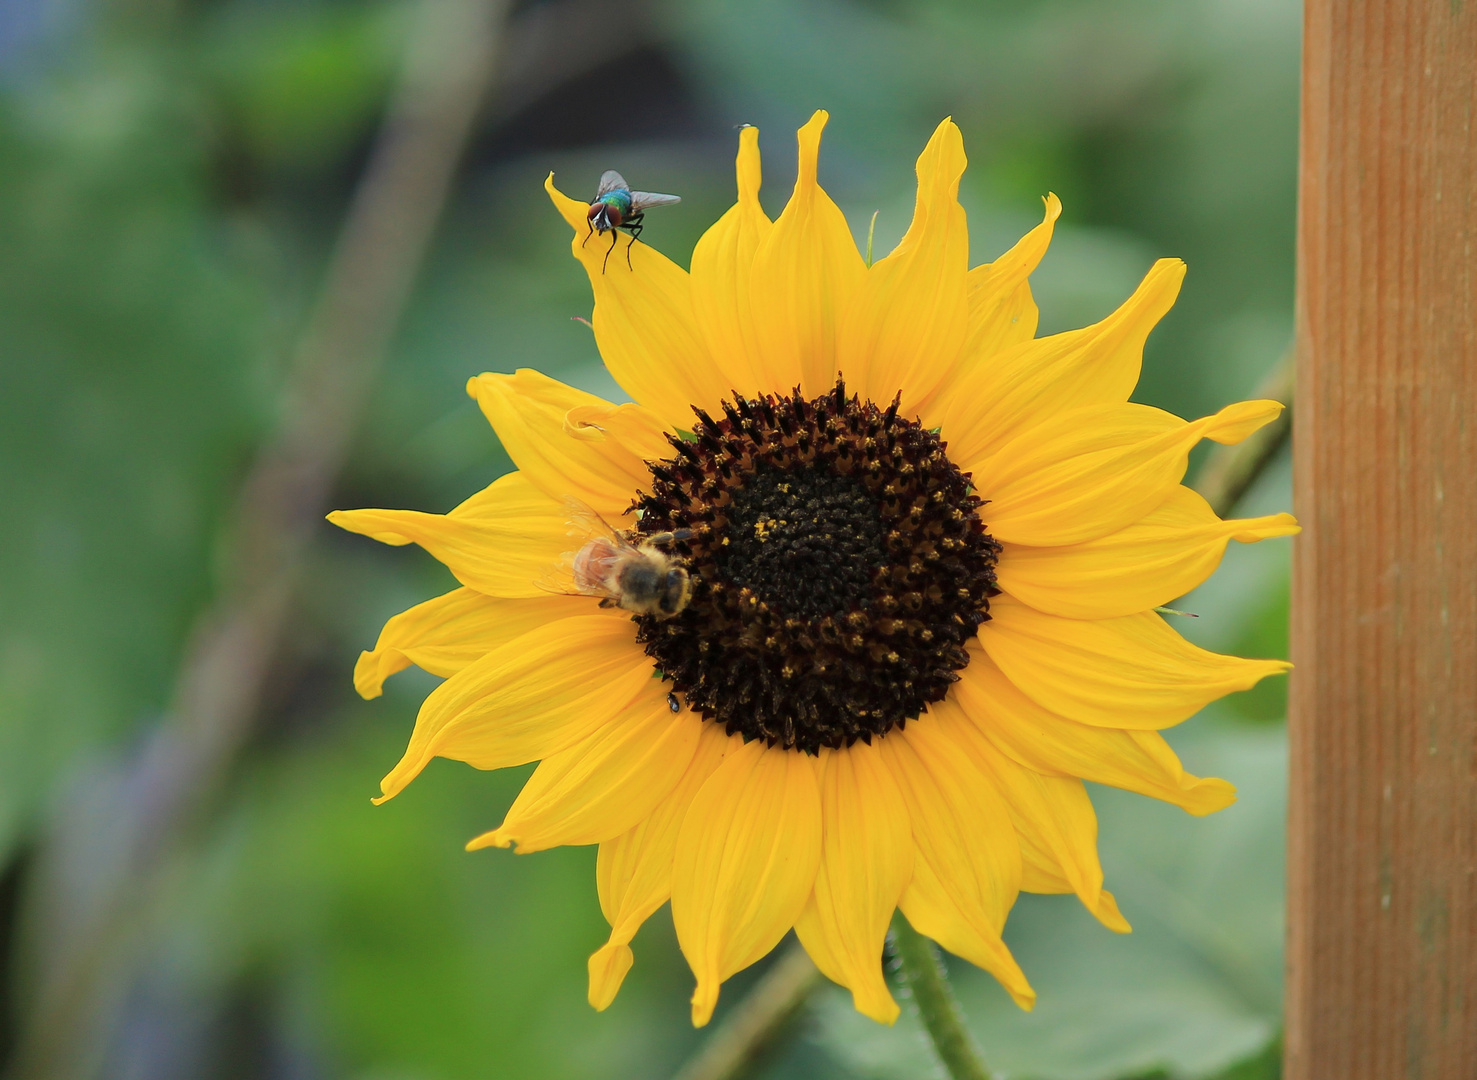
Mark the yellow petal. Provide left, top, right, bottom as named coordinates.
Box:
left=689, top=125, right=773, bottom=399
left=589, top=723, right=738, bottom=1010
left=328, top=471, right=577, bottom=598
left=940, top=258, right=1185, bottom=466
left=880, top=722, right=1034, bottom=1009
left=919, top=195, right=1060, bottom=427
left=354, top=587, right=592, bottom=698
left=940, top=700, right=1127, bottom=932
left=672, top=741, right=822, bottom=1026
left=793, top=743, right=913, bottom=1024
left=996, top=486, right=1301, bottom=619
left=544, top=174, right=724, bottom=428
left=961, top=193, right=1059, bottom=357
left=842, top=118, right=970, bottom=413
left=467, top=689, right=703, bottom=854
left=748, top=111, right=867, bottom=396
left=980, top=594, right=1290, bottom=730
left=375, top=615, right=650, bottom=803
left=466, top=370, right=666, bottom=516
left=976, top=399, right=1285, bottom=547
left=956, top=647, right=1236, bottom=815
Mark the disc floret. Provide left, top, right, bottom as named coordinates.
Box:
left=633, top=381, right=1000, bottom=753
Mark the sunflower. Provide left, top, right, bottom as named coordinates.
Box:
left=329, top=112, right=1298, bottom=1027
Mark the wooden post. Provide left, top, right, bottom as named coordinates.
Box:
left=1289, top=2, right=1477, bottom=1078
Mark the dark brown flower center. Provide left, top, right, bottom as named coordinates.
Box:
left=631, top=381, right=999, bottom=753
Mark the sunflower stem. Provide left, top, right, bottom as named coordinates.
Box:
left=866, top=209, right=880, bottom=266
left=890, top=913, right=995, bottom=1080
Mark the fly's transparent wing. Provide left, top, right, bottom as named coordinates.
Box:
left=595, top=170, right=628, bottom=198
left=628, top=191, right=681, bottom=211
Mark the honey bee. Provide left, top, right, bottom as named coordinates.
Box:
left=549, top=499, right=695, bottom=619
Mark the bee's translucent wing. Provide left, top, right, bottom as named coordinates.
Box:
left=559, top=495, right=624, bottom=542
left=534, top=497, right=632, bottom=600
left=596, top=170, right=628, bottom=197
left=628, top=191, right=681, bottom=211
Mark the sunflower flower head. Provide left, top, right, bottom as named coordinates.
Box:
left=329, top=111, right=1299, bottom=1028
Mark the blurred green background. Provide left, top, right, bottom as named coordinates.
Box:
left=0, top=0, right=1299, bottom=1076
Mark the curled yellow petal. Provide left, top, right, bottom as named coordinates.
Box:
left=466, top=369, right=665, bottom=517
left=672, top=740, right=822, bottom=1026
left=468, top=689, right=703, bottom=854
left=588, top=723, right=738, bottom=1011
left=956, top=647, right=1236, bottom=815
left=328, top=471, right=575, bottom=599
left=544, top=173, right=724, bottom=428
left=353, top=587, right=591, bottom=698
left=842, top=118, right=970, bottom=413
left=996, top=486, right=1301, bottom=619
left=375, top=615, right=650, bottom=804
left=976, top=399, right=1286, bottom=547
left=941, top=257, right=1185, bottom=466
left=793, top=743, right=913, bottom=1024
left=980, top=594, right=1290, bottom=730
left=962, top=193, right=1059, bottom=357
left=748, top=111, right=867, bottom=396
left=689, top=125, right=773, bottom=399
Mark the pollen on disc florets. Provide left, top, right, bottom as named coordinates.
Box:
left=630, top=381, right=1000, bottom=754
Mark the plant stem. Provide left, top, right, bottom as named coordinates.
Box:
left=890, top=913, right=995, bottom=1080
left=1193, top=350, right=1294, bottom=517
left=670, top=941, right=822, bottom=1080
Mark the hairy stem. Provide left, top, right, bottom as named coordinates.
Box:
left=890, top=913, right=995, bottom=1080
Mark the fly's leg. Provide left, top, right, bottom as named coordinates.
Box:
left=624, top=215, right=645, bottom=270
left=582, top=219, right=594, bottom=248
left=602, top=228, right=617, bottom=273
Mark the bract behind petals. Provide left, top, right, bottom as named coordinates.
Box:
left=689, top=125, right=773, bottom=399
left=748, top=111, right=867, bottom=396
left=842, top=118, right=970, bottom=415
left=544, top=175, right=726, bottom=427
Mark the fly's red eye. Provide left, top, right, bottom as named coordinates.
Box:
left=586, top=204, right=602, bottom=221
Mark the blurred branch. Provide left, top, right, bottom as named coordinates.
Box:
left=1193, top=352, right=1295, bottom=518
left=492, top=0, right=666, bottom=122
left=889, top=914, right=995, bottom=1080
left=7, top=1, right=510, bottom=1076
left=670, top=942, right=823, bottom=1080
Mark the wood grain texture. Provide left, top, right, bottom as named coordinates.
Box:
left=1289, top=2, right=1477, bottom=1078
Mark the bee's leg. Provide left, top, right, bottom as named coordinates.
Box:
left=602, top=229, right=617, bottom=274
left=597, top=597, right=617, bottom=608
left=645, top=528, right=696, bottom=546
